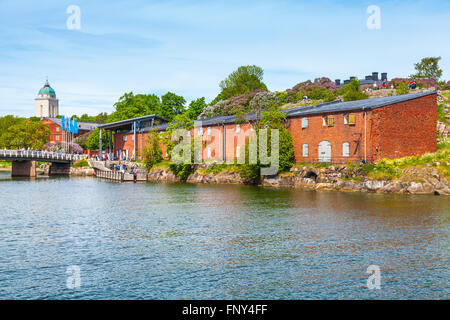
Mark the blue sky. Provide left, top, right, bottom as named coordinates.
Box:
left=0, top=0, right=449, bottom=117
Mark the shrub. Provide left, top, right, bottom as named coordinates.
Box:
left=396, top=82, right=410, bottom=95
left=72, top=158, right=89, bottom=168
left=143, top=129, right=163, bottom=170
left=43, top=141, right=83, bottom=154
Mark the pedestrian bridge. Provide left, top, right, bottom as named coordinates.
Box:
left=0, top=149, right=87, bottom=177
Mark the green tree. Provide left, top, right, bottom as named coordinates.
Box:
left=85, top=128, right=108, bottom=150
left=411, top=56, right=443, bottom=80
left=186, top=97, right=207, bottom=120
left=160, top=92, right=186, bottom=119
left=0, top=115, right=26, bottom=137
left=143, top=129, right=163, bottom=170
left=238, top=105, right=294, bottom=180
left=110, top=92, right=162, bottom=122
left=0, top=121, right=50, bottom=149
left=214, top=65, right=268, bottom=102
left=338, top=79, right=368, bottom=101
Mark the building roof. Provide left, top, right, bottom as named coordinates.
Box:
left=46, top=117, right=101, bottom=131
left=97, top=114, right=170, bottom=130
left=285, top=90, right=436, bottom=117
left=38, top=82, right=56, bottom=95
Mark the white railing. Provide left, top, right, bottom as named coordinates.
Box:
left=0, top=149, right=88, bottom=161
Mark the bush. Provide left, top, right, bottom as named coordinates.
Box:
left=396, top=82, right=410, bottom=95
left=43, top=141, right=83, bottom=154
left=72, top=158, right=89, bottom=168
left=338, top=79, right=369, bottom=102
left=143, top=129, right=162, bottom=170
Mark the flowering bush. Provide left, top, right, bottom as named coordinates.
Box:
left=248, top=92, right=279, bottom=115
left=198, top=89, right=266, bottom=119
left=387, top=78, right=437, bottom=89
left=285, top=77, right=338, bottom=103
left=43, top=141, right=83, bottom=154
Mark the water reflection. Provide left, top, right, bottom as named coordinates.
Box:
left=0, top=172, right=448, bottom=299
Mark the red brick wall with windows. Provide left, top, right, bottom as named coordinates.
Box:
left=369, top=93, right=436, bottom=161
left=287, top=111, right=369, bottom=163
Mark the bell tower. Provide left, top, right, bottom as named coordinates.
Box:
left=35, top=78, right=59, bottom=118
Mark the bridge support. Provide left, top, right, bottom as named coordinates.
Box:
left=49, top=162, right=71, bottom=176
left=11, top=160, right=36, bottom=177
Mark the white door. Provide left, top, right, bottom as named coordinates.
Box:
left=318, top=141, right=331, bottom=162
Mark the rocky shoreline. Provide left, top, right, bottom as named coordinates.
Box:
left=145, top=165, right=450, bottom=195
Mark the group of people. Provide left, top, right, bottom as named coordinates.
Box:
left=109, top=162, right=140, bottom=175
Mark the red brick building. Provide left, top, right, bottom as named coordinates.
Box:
left=41, top=117, right=100, bottom=143
left=99, top=91, right=437, bottom=164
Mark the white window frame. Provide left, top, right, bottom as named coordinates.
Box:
left=302, top=144, right=309, bottom=157
left=301, top=117, right=308, bottom=129
left=207, top=147, right=212, bottom=159
left=344, top=114, right=349, bottom=125
left=207, top=127, right=211, bottom=136
left=342, top=142, right=350, bottom=157
left=236, top=146, right=241, bottom=158
left=236, top=124, right=241, bottom=133
left=123, top=136, right=127, bottom=142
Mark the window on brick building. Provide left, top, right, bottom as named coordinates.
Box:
left=236, top=146, right=241, bottom=158
left=302, top=144, right=309, bottom=157
left=236, top=124, right=240, bottom=133
left=301, top=118, right=308, bottom=129
left=207, top=147, right=212, bottom=159
left=56, top=136, right=60, bottom=141
left=327, top=115, right=334, bottom=127
left=207, top=127, right=211, bottom=136
left=123, top=136, right=127, bottom=142
left=342, top=142, right=350, bottom=157
left=56, top=127, right=60, bottom=132
left=344, top=113, right=356, bottom=125
left=348, top=113, right=356, bottom=125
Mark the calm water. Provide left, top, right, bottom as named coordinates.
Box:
left=0, top=171, right=448, bottom=299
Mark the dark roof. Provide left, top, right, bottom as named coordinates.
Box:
left=47, top=118, right=100, bottom=131
left=285, top=90, right=436, bottom=117
left=97, top=114, right=170, bottom=130
left=192, top=91, right=436, bottom=126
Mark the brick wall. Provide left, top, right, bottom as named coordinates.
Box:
left=287, top=111, right=368, bottom=163
left=370, top=93, right=437, bottom=160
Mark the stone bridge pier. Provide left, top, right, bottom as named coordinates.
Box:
left=11, top=161, right=36, bottom=177
left=49, top=162, right=71, bottom=175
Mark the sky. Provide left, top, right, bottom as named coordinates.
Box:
left=0, top=0, right=449, bottom=117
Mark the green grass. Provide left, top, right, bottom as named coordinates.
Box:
left=0, top=161, right=12, bottom=168
left=362, top=151, right=450, bottom=180
left=437, top=104, right=449, bottom=125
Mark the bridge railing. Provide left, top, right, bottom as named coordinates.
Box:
left=0, top=149, right=88, bottom=161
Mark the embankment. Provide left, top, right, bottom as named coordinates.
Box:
left=146, top=164, right=450, bottom=195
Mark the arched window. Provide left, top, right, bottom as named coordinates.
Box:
left=318, top=141, right=331, bottom=162
left=342, top=142, right=350, bottom=157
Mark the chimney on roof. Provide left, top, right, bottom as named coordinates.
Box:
left=365, top=75, right=373, bottom=80
left=381, top=72, right=387, bottom=81
left=335, top=79, right=341, bottom=86
left=350, top=76, right=356, bottom=80
left=344, top=80, right=350, bottom=85
left=372, top=72, right=379, bottom=81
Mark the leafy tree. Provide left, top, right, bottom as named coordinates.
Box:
left=85, top=128, right=108, bottom=150
left=186, top=97, right=207, bottom=120
left=0, top=121, right=50, bottom=149
left=0, top=115, right=26, bottom=137
left=338, top=79, right=368, bottom=101
left=109, top=92, right=162, bottom=122
left=143, top=129, right=163, bottom=170
left=160, top=92, right=186, bottom=119
left=214, top=65, right=268, bottom=102
left=411, top=57, right=443, bottom=80
left=238, top=105, right=294, bottom=180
